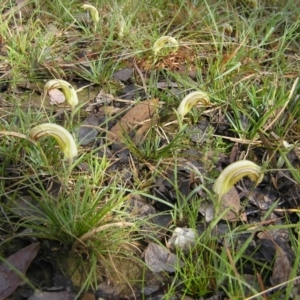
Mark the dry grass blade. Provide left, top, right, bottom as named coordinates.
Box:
left=264, top=77, right=299, bottom=131
left=72, top=222, right=134, bottom=250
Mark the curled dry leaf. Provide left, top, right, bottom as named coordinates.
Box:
left=108, top=99, right=159, bottom=144
left=168, top=227, right=196, bottom=252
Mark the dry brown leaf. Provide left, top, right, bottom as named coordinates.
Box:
left=144, top=242, right=184, bottom=273
left=78, top=114, right=101, bottom=145
left=0, top=242, right=40, bottom=300
left=229, top=142, right=239, bottom=163
left=49, top=89, right=65, bottom=105
left=257, top=225, right=290, bottom=243
left=134, top=116, right=159, bottom=144
left=101, top=106, right=119, bottom=115
left=108, top=99, right=159, bottom=143
left=270, top=246, right=292, bottom=286
left=220, top=186, right=241, bottom=221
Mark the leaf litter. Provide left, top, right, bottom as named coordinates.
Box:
left=144, top=242, right=184, bottom=273
left=107, top=98, right=159, bottom=144
left=0, top=243, right=40, bottom=300
left=0, top=0, right=299, bottom=299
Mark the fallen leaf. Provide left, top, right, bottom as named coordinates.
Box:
left=77, top=113, right=100, bottom=145
left=122, top=83, right=145, bottom=100
left=108, top=99, right=159, bottom=143
left=97, top=282, right=122, bottom=299
left=79, top=292, right=96, bottom=300
left=95, top=89, right=114, bottom=105
left=28, top=290, right=75, bottom=300
left=270, top=245, right=292, bottom=286
left=257, top=223, right=290, bottom=243
left=16, top=0, right=34, bottom=16
left=0, top=242, right=40, bottom=300
left=220, top=186, right=241, bottom=221
left=229, top=142, right=239, bottom=163
left=101, top=106, right=119, bottom=115
left=242, top=274, right=261, bottom=297
left=134, top=116, right=159, bottom=144
left=144, top=242, right=184, bottom=273
left=49, top=89, right=65, bottom=105
left=9, top=195, right=44, bottom=220
left=113, top=68, right=133, bottom=82
left=246, top=188, right=277, bottom=211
